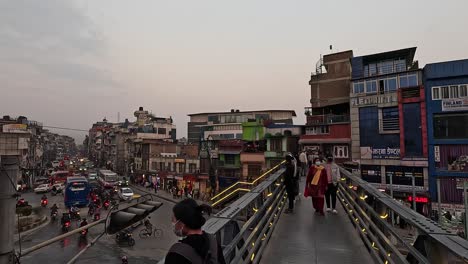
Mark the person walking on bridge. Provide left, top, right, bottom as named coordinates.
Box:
left=284, top=154, right=297, bottom=214
left=324, top=157, right=340, bottom=214
left=304, top=157, right=328, bottom=215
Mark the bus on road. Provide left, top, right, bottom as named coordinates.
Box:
left=64, top=176, right=90, bottom=207
left=98, top=169, right=119, bottom=189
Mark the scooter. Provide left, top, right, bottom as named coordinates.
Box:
left=51, top=210, right=58, bottom=221
left=62, top=221, right=71, bottom=232
left=103, top=200, right=110, bottom=210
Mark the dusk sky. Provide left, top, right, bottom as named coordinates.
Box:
left=1, top=0, right=467, bottom=143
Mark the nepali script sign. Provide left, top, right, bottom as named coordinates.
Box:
left=441, top=98, right=468, bottom=112
left=371, top=147, right=400, bottom=159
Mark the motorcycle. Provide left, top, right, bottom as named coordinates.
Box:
left=121, top=256, right=128, bottom=264
left=93, top=212, right=100, bottom=221
left=51, top=210, right=58, bottom=221
left=41, top=199, right=48, bottom=208
left=103, top=200, right=110, bottom=210
left=88, top=207, right=95, bottom=216
left=16, top=199, right=29, bottom=208
left=62, top=221, right=71, bottom=232
left=115, top=231, right=135, bottom=246
left=69, top=207, right=81, bottom=220
left=80, top=229, right=88, bottom=238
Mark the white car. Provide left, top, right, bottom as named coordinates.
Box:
left=51, top=161, right=60, bottom=168
left=52, top=183, right=65, bottom=192
left=118, top=187, right=134, bottom=201
left=34, top=184, right=50, bottom=193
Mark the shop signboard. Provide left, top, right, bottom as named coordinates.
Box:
left=361, top=146, right=400, bottom=159
left=441, top=98, right=468, bottom=112
left=351, top=93, right=398, bottom=107
left=2, top=124, right=28, bottom=133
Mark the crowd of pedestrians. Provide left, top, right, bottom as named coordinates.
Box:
left=284, top=151, right=340, bottom=216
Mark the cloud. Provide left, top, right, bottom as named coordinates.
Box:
left=0, top=0, right=117, bottom=88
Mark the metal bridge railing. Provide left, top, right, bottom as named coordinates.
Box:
left=210, top=161, right=285, bottom=208
left=337, top=167, right=468, bottom=264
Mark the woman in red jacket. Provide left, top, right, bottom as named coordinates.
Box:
left=304, top=157, right=329, bottom=215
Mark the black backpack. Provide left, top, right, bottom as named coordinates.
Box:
left=168, top=234, right=218, bottom=264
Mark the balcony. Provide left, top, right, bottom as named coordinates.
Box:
left=304, top=111, right=350, bottom=125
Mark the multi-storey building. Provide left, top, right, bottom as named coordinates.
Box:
left=424, top=59, right=468, bottom=221
left=300, top=51, right=353, bottom=163
left=350, top=47, right=429, bottom=214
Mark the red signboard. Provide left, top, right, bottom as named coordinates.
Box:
left=407, top=196, right=428, bottom=203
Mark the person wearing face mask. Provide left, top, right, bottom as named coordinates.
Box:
left=165, top=198, right=226, bottom=264
left=304, top=158, right=329, bottom=215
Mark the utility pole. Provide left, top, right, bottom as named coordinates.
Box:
left=0, top=156, right=19, bottom=264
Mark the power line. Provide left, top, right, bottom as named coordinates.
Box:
left=42, top=126, right=88, bottom=132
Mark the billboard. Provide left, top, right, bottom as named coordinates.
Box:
left=441, top=98, right=468, bottom=112
left=2, top=124, right=28, bottom=133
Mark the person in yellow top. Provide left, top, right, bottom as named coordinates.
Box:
left=304, top=158, right=329, bottom=215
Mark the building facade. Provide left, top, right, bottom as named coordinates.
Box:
left=424, top=59, right=468, bottom=220
left=350, top=47, right=429, bottom=214
left=300, top=51, right=353, bottom=163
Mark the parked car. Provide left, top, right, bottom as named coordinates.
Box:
left=118, top=187, right=134, bottom=201
left=34, top=184, right=50, bottom=193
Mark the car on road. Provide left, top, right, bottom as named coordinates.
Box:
left=118, top=187, right=134, bottom=201
left=117, top=177, right=129, bottom=187
left=88, top=173, right=98, bottom=181
left=33, top=178, right=49, bottom=188
left=51, top=183, right=65, bottom=192
left=34, top=184, right=50, bottom=193
left=51, top=161, right=60, bottom=168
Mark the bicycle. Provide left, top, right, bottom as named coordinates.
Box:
left=139, top=225, right=163, bottom=238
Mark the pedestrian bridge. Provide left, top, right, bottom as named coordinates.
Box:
left=159, top=163, right=468, bottom=264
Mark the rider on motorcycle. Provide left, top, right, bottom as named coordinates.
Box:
left=80, top=218, right=88, bottom=228
left=41, top=194, right=47, bottom=201
left=50, top=203, right=58, bottom=214
left=61, top=213, right=71, bottom=225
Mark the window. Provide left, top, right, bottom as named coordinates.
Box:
left=385, top=78, right=397, bottom=92
left=378, top=61, right=394, bottom=75
left=366, top=80, right=377, bottom=93
left=157, top=128, right=166, bottom=135
left=369, top=64, right=377, bottom=76
left=399, top=74, right=418, bottom=88
left=159, top=162, right=165, bottom=171
left=305, top=126, right=329, bottom=135
left=434, top=113, right=468, bottom=139
left=333, top=146, right=348, bottom=158
left=270, top=138, right=282, bottom=152
left=460, top=85, right=468, bottom=97
left=151, top=162, right=157, bottom=170
left=450, top=86, right=459, bottom=98
left=353, top=82, right=364, bottom=94
left=381, top=107, right=399, bottom=131
left=208, top=115, right=219, bottom=123
left=178, top=163, right=184, bottom=173
left=441, top=86, right=450, bottom=99
left=432, top=87, right=440, bottom=100
left=225, top=155, right=235, bottom=165
left=167, top=163, right=172, bottom=171
left=189, top=163, right=196, bottom=173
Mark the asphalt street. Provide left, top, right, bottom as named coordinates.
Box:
left=15, top=189, right=177, bottom=263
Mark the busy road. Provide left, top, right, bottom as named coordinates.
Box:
left=15, top=188, right=177, bottom=264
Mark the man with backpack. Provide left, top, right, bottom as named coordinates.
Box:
left=165, top=198, right=226, bottom=264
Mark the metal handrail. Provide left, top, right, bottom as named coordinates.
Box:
left=337, top=167, right=468, bottom=264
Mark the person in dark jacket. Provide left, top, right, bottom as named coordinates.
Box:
left=284, top=154, right=297, bottom=214
left=165, top=199, right=226, bottom=264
